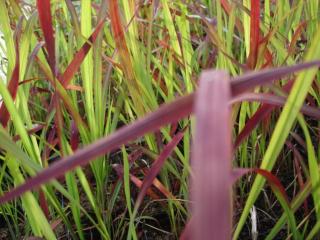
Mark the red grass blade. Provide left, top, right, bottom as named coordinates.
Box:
left=24, top=42, right=45, bottom=77
left=293, top=147, right=309, bottom=215
left=70, top=120, right=79, bottom=151
left=37, top=0, right=56, bottom=75
left=247, top=0, right=260, bottom=69
left=134, top=131, right=185, bottom=210
left=231, top=60, right=320, bottom=95
left=221, top=0, right=231, bottom=14
left=231, top=168, right=289, bottom=202
left=254, top=168, right=290, bottom=203
left=113, top=164, right=161, bottom=201
left=109, top=0, right=127, bottom=51
left=42, top=128, right=58, bottom=168
left=286, top=141, right=309, bottom=214
left=230, top=93, right=320, bottom=119
left=233, top=81, right=294, bottom=148
left=146, top=176, right=176, bottom=200
left=35, top=57, right=87, bottom=129
left=60, top=20, right=105, bottom=87
left=66, top=85, right=83, bottom=91
left=39, top=189, right=50, bottom=219
left=37, top=0, right=64, bottom=158
left=109, top=0, right=140, bottom=96
left=287, top=21, right=307, bottom=61
left=54, top=95, right=64, bottom=156
left=234, top=104, right=273, bottom=148
left=191, top=70, right=232, bottom=239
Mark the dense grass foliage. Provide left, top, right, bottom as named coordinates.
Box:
left=0, top=0, right=319, bottom=239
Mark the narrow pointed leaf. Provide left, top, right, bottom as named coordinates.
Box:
left=60, top=20, right=105, bottom=87
left=134, top=131, right=184, bottom=210
left=37, top=0, right=56, bottom=74
left=234, top=104, right=273, bottom=148
left=231, top=60, right=320, bottom=95
left=113, top=164, right=161, bottom=201
left=247, top=0, right=260, bottom=69
left=233, top=81, right=295, bottom=148
left=109, top=0, right=141, bottom=101
left=231, top=93, right=320, bottom=119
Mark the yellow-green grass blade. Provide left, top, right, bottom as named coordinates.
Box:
left=176, top=3, right=194, bottom=93
left=160, top=0, right=182, bottom=57
left=6, top=154, right=56, bottom=239
left=298, top=115, right=320, bottom=220
left=122, top=147, right=137, bottom=240
left=0, top=0, right=16, bottom=77
left=0, top=126, right=40, bottom=174
left=264, top=0, right=270, bottom=27
left=243, top=0, right=251, bottom=58
left=215, top=0, right=228, bottom=69
left=121, top=0, right=157, bottom=112
left=66, top=171, right=84, bottom=240
left=80, top=0, right=96, bottom=138
left=75, top=167, right=111, bottom=239
left=121, top=0, right=139, bottom=53
left=306, top=218, right=320, bottom=240
left=0, top=78, right=39, bottom=162
left=266, top=180, right=312, bottom=239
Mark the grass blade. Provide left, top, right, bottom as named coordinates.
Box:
left=36, top=0, right=56, bottom=74
left=60, top=20, right=105, bottom=87
left=247, top=0, right=260, bottom=69
left=298, top=115, right=320, bottom=219
left=191, top=70, right=232, bottom=239
left=109, top=0, right=142, bottom=111
left=134, top=131, right=184, bottom=211
left=231, top=93, right=320, bottom=119
left=231, top=60, right=320, bottom=95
